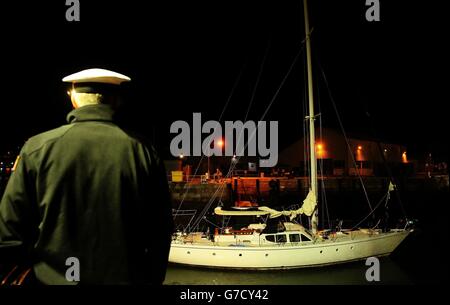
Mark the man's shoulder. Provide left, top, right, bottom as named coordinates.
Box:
left=22, top=125, right=74, bottom=155
left=119, top=128, right=153, bottom=148
left=119, top=129, right=161, bottom=161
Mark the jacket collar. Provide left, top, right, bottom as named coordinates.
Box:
left=66, top=104, right=116, bottom=124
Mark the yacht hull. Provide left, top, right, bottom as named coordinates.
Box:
left=169, top=230, right=410, bottom=269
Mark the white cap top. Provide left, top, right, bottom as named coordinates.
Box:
left=62, top=68, right=131, bottom=85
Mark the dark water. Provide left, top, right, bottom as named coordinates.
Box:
left=164, top=257, right=412, bottom=285
left=167, top=189, right=450, bottom=285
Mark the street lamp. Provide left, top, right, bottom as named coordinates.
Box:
left=356, top=145, right=363, bottom=174
left=208, top=138, right=224, bottom=178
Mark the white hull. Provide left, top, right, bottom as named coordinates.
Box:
left=169, top=229, right=410, bottom=269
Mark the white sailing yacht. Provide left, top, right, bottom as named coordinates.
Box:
left=168, top=0, right=412, bottom=269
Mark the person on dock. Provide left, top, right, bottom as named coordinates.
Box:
left=0, top=68, right=173, bottom=285
left=213, top=168, right=223, bottom=182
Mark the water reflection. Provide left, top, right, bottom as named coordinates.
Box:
left=164, top=257, right=412, bottom=285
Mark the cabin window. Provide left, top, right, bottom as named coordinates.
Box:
left=301, top=234, right=311, bottom=242
left=289, top=234, right=301, bottom=243
left=265, top=235, right=275, bottom=242
left=275, top=234, right=287, bottom=243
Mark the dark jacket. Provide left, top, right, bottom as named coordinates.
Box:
left=0, top=104, right=173, bottom=284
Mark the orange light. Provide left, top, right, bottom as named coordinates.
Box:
left=217, top=139, right=224, bottom=148
left=316, top=143, right=326, bottom=158
left=179, top=154, right=184, bottom=159
left=357, top=146, right=362, bottom=151
left=402, top=151, right=407, bottom=163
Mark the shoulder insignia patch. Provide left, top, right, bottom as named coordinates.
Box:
left=12, top=156, right=20, bottom=172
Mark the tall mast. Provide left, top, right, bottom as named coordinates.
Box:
left=303, top=0, right=318, bottom=233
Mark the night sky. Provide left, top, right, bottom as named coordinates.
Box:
left=0, top=1, right=447, bottom=162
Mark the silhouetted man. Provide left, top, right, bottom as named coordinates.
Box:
left=0, top=68, right=173, bottom=285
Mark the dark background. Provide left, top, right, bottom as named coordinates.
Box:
left=0, top=0, right=447, bottom=162
left=0, top=1, right=449, bottom=287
